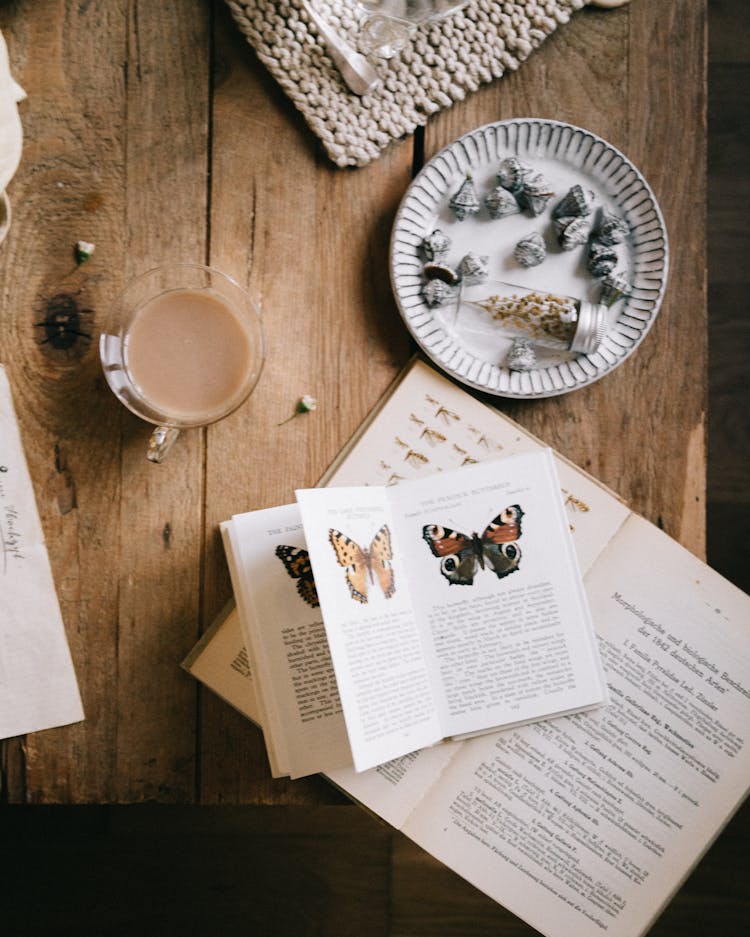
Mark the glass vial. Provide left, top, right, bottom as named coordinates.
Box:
left=458, top=280, right=607, bottom=354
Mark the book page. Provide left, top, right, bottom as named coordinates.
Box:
left=296, top=485, right=443, bottom=772
left=184, top=356, right=749, bottom=937
left=326, top=741, right=463, bottom=829
left=388, top=449, right=608, bottom=739
left=0, top=367, right=84, bottom=739
left=324, top=357, right=630, bottom=574
left=227, top=504, right=352, bottom=778
left=402, top=514, right=750, bottom=937
left=181, top=600, right=261, bottom=727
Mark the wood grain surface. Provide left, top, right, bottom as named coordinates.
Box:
left=0, top=0, right=706, bottom=816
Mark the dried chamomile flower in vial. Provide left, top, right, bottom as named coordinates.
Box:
left=484, top=185, right=521, bottom=220
left=553, top=184, right=596, bottom=219
left=506, top=338, right=538, bottom=372
left=449, top=173, right=480, bottom=221
left=421, top=228, right=451, bottom=261
left=464, top=281, right=607, bottom=354
left=554, top=215, right=590, bottom=251
left=422, top=278, right=454, bottom=308
left=424, top=261, right=460, bottom=285
left=593, top=206, right=629, bottom=245
left=457, top=252, right=489, bottom=285
left=514, top=232, right=546, bottom=267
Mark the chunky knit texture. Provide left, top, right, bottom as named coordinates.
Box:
left=226, top=0, right=588, bottom=168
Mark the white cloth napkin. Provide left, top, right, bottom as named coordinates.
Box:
left=1, top=29, right=25, bottom=242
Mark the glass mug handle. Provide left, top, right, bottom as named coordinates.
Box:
left=147, top=426, right=181, bottom=463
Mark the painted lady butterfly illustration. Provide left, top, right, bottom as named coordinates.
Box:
left=422, top=505, right=524, bottom=586
left=328, top=525, right=396, bottom=604
left=275, top=545, right=319, bottom=608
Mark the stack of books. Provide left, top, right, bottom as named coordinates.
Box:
left=185, top=357, right=750, bottom=937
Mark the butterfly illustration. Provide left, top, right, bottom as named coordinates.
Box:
left=275, top=545, right=319, bottom=607
left=328, top=525, right=396, bottom=604
left=422, top=505, right=524, bottom=586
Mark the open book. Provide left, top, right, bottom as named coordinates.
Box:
left=184, top=356, right=750, bottom=937
left=224, top=450, right=608, bottom=775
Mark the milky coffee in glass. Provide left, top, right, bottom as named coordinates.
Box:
left=100, top=265, right=264, bottom=462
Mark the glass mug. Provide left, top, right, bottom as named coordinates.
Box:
left=357, top=0, right=469, bottom=59
left=100, top=264, right=265, bottom=463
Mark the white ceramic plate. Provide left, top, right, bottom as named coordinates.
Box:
left=389, top=119, right=669, bottom=398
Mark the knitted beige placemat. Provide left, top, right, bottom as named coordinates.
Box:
left=226, top=0, right=589, bottom=168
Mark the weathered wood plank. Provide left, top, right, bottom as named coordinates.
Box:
left=421, top=3, right=707, bottom=556
left=197, top=1, right=412, bottom=803
left=620, top=0, right=707, bottom=553
left=0, top=0, right=129, bottom=802
left=112, top=0, right=211, bottom=803
left=0, top=0, right=212, bottom=802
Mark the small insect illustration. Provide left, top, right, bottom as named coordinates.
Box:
left=394, top=436, right=409, bottom=449
left=275, top=545, right=319, bottom=607
left=420, top=427, right=447, bottom=445
left=425, top=394, right=440, bottom=406
left=467, top=426, right=504, bottom=451
left=460, top=456, right=478, bottom=466
left=435, top=405, right=460, bottom=423
left=387, top=473, right=406, bottom=486
left=422, top=505, right=524, bottom=586
left=404, top=449, right=429, bottom=467
left=328, top=526, right=396, bottom=604
left=562, top=490, right=590, bottom=513
left=409, top=413, right=425, bottom=426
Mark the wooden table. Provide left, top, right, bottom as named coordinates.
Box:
left=0, top=1, right=705, bottom=811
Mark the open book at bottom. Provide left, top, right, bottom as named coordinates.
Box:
left=224, top=448, right=609, bottom=776
left=183, top=356, right=750, bottom=937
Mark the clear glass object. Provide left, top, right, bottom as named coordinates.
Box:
left=100, top=264, right=265, bottom=463
left=457, top=280, right=607, bottom=354
left=357, top=0, right=469, bottom=59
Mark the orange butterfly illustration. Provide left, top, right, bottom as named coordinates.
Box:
left=328, top=525, right=396, bottom=604
left=275, top=545, right=319, bottom=607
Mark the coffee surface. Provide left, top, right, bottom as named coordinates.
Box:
left=126, top=288, right=254, bottom=423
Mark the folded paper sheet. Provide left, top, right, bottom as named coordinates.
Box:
left=225, top=0, right=588, bottom=167
left=0, top=29, right=24, bottom=191
left=0, top=367, right=84, bottom=739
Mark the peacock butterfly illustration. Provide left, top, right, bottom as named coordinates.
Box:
left=422, top=505, right=523, bottom=586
